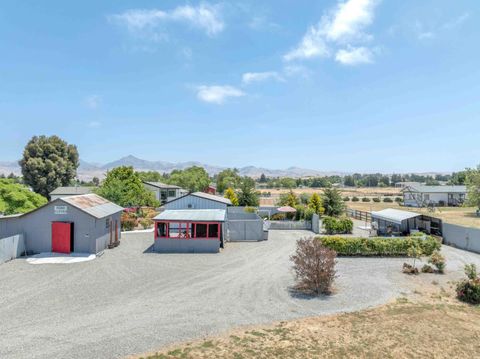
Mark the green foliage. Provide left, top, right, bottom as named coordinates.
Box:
left=383, top=197, right=393, bottom=203
left=362, top=197, right=371, bottom=202
left=121, top=212, right=136, bottom=231
left=318, top=235, right=440, bottom=256
left=322, top=188, right=345, bottom=217
left=428, top=251, right=446, bottom=273
left=136, top=171, right=164, bottom=182
left=372, top=197, right=381, bottom=203
left=466, top=166, right=480, bottom=209
left=322, top=216, right=353, bottom=235
left=237, top=177, right=260, bottom=206
left=168, top=166, right=210, bottom=193
left=224, top=187, right=239, bottom=206
left=244, top=206, right=256, bottom=213
left=216, top=169, right=241, bottom=194
left=277, top=190, right=299, bottom=208
left=19, top=135, right=79, bottom=199
left=0, top=179, right=48, bottom=215
left=308, top=193, right=324, bottom=215
left=457, top=264, right=480, bottom=304
left=343, top=196, right=350, bottom=202
left=351, top=196, right=359, bottom=202
left=395, top=197, right=403, bottom=203
left=96, top=166, right=159, bottom=207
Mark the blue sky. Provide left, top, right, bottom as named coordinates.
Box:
left=0, top=0, right=479, bottom=173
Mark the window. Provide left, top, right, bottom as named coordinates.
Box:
left=424, top=194, right=430, bottom=201
left=208, top=224, right=219, bottom=238
left=155, top=221, right=220, bottom=239
left=168, top=189, right=176, bottom=197
left=106, top=218, right=110, bottom=229
left=196, top=224, right=207, bottom=237
left=157, top=222, right=167, bottom=237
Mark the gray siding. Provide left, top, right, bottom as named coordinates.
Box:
left=164, top=194, right=228, bottom=210
left=443, top=223, right=480, bottom=253
left=153, top=238, right=220, bottom=253
left=0, top=234, right=25, bottom=264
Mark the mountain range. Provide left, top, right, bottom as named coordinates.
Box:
left=0, top=155, right=341, bottom=180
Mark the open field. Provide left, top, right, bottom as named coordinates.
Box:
left=348, top=201, right=480, bottom=228
left=137, top=246, right=480, bottom=359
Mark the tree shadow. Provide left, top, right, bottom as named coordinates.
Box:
left=288, top=286, right=332, bottom=301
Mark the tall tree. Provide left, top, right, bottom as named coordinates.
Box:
left=0, top=179, right=47, bottom=215
left=237, top=177, right=259, bottom=206
left=168, top=166, right=210, bottom=192
left=216, top=168, right=241, bottom=193
left=466, top=166, right=480, bottom=210
left=136, top=171, right=163, bottom=182
left=19, top=135, right=79, bottom=199
left=321, top=188, right=345, bottom=217
left=96, top=166, right=159, bottom=207
left=224, top=187, right=239, bottom=206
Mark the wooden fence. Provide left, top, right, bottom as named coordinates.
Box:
left=347, top=208, right=372, bottom=222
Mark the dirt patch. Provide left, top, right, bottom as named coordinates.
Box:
left=136, top=274, right=480, bottom=359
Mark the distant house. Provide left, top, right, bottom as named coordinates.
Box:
left=163, top=192, right=232, bottom=210
left=50, top=186, right=93, bottom=201
left=204, top=184, right=217, bottom=195
left=402, top=185, right=467, bottom=207
left=142, top=182, right=188, bottom=205
left=395, top=181, right=422, bottom=189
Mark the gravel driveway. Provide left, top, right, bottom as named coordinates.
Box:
left=0, top=230, right=475, bottom=358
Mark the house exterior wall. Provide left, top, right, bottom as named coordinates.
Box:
left=403, top=192, right=449, bottom=207
left=164, top=194, right=228, bottom=210
left=143, top=183, right=182, bottom=204
left=153, top=238, right=220, bottom=253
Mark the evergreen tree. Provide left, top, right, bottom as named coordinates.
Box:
left=322, top=188, right=345, bottom=217
left=224, top=187, right=239, bottom=206
left=308, top=192, right=324, bottom=215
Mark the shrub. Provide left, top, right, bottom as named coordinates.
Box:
left=351, top=196, right=359, bottom=202
left=271, top=213, right=286, bottom=220
left=457, top=264, right=480, bottom=304
left=303, top=207, right=315, bottom=221
left=244, top=206, right=256, bottom=213
left=139, top=218, right=153, bottom=229
left=383, top=197, right=394, bottom=203
left=421, top=264, right=434, bottom=273
left=372, top=197, right=381, bottom=203
left=290, top=238, right=337, bottom=295
left=323, top=216, right=353, bottom=235
left=343, top=196, right=350, bottom=202
left=318, top=236, right=440, bottom=257
left=395, top=197, right=403, bottom=203
left=362, top=197, right=371, bottom=202
left=121, top=212, right=136, bottom=231
left=428, top=251, right=446, bottom=273
left=403, top=263, right=419, bottom=275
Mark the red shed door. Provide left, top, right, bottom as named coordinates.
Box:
left=52, top=222, right=72, bottom=253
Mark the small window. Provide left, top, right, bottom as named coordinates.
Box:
left=187, top=203, right=193, bottom=209
left=106, top=218, right=110, bottom=229
left=157, top=222, right=167, bottom=237
left=168, top=189, right=176, bottom=197
left=208, top=224, right=219, bottom=238
left=196, top=223, right=207, bottom=237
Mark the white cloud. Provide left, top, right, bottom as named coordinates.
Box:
left=242, top=71, right=283, bottom=84
left=283, top=64, right=312, bottom=79
left=443, top=12, right=470, bottom=30
left=284, top=0, right=380, bottom=63
left=196, top=85, right=245, bottom=104
left=109, top=3, right=224, bottom=37
left=418, top=31, right=434, bottom=40
left=335, top=46, right=373, bottom=65
left=85, top=95, right=101, bottom=109
left=87, top=121, right=101, bottom=128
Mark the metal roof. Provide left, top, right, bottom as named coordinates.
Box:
left=61, top=194, right=124, bottom=219
left=50, top=186, right=93, bottom=195
left=403, top=185, right=467, bottom=194
left=143, top=181, right=181, bottom=189
left=154, top=209, right=226, bottom=222
left=371, top=208, right=421, bottom=225
left=190, top=192, right=232, bottom=205
left=0, top=213, right=23, bottom=219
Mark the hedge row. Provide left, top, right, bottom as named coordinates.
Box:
left=317, top=236, right=441, bottom=257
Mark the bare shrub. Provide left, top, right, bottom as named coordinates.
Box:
left=290, top=238, right=337, bottom=295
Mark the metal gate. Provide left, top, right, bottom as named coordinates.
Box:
left=227, top=219, right=264, bottom=241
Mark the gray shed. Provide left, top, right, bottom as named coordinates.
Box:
left=163, top=192, right=232, bottom=210
left=371, top=208, right=442, bottom=236
left=0, top=194, right=123, bottom=255
left=49, top=186, right=93, bottom=201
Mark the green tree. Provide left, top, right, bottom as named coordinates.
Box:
left=224, top=187, right=239, bottom=206
left=19, top=135, right=79, bottom=199
left=321, top=188, right=345, bottom=217
left=96, top=166, right=159, bottom=207
left=216, top=168, right=241, bottom=193
left=466, top=166, right=480, bottom=210
left=277, top=190, right=299, bottom=207
left=0, top=179, right=48, bottom=215
left=91, top=177, right=100, bottom=187
left=237, top=177, right=259, bottom=206
left=136, top=171, right=163, bottom=182
left=308, top=192, right=324, bottom=215
left=168, top=166, right=210, bottom=192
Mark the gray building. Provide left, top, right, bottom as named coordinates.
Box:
left=371, top=208, right=442, bottom=236
left=143, top=181, right=187, bottom=205
left=0, top=194, right=123, bottom=255
left=49, top=186, right=93, bottom=201
left=402, top=185, right=467, bottom=207
left=163, top=192, right=232, bottom=210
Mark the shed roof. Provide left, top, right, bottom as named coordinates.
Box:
left=143, top=181, right=181, bottom=190
left=403, top=185, right=467, bottom=194
left=50, top=186, right=93, bottom=195
left=371, top=208, right=421, bottom=225
left=61, top=194, right=124, bottom=219
left=154, top=209, right=226, bottom=222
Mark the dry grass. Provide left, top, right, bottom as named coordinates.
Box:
left=348, top=201, right=480, bottom=228
left=138, top=293, right=480, bottom=359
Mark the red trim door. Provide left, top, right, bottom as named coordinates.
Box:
left=52, top=222, right=71, bottom=253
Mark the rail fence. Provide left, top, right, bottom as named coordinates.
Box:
left=347, top=208, right=372, bottom=222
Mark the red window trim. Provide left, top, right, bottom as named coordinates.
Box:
left=154, top=220, right=221, bottom=240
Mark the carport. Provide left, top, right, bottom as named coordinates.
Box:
left=371, top=208, right=442, bottom=236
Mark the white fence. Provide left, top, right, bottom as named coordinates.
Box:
left=0, top=234, right=25, bottom=264
left=266, top=220, right=312, bottom=230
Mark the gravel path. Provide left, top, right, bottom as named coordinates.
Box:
left=0, top=231, right=475, bottom=359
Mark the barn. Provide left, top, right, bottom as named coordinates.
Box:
left=0, top=194, right=123, bottom=255
left=163, top=192, right=232, bottom=210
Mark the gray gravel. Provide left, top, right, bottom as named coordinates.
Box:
left=0, top=230, right=475, bottom=359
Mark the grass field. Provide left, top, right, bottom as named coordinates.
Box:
left=138, top=286, right=480, bottom=359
